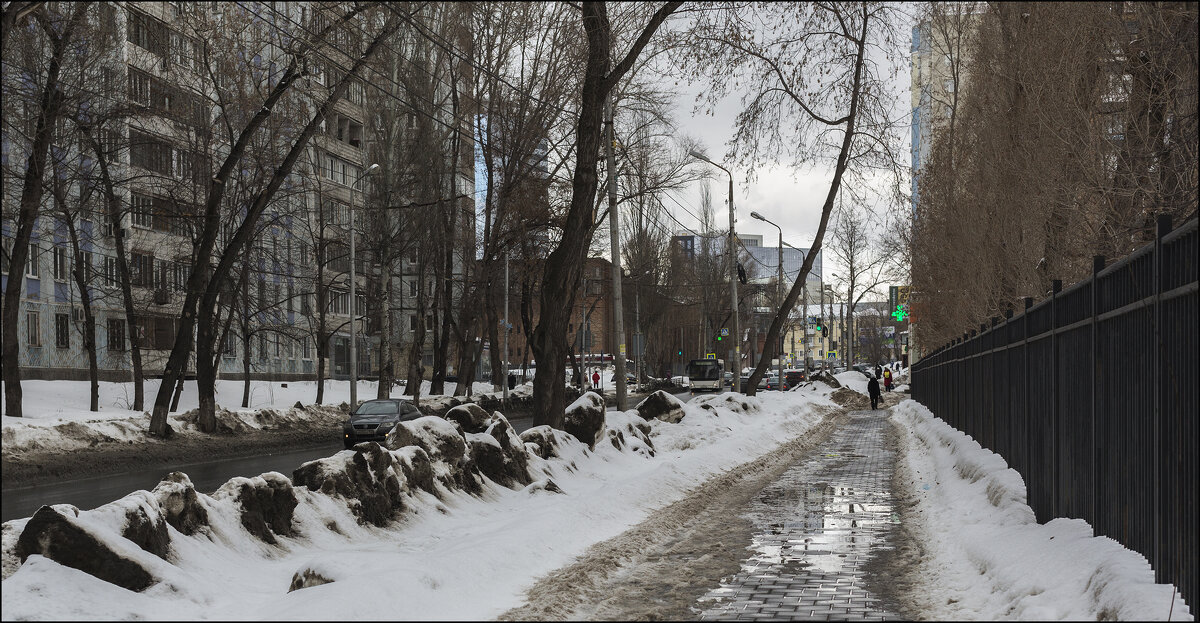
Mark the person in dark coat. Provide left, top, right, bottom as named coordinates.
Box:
left=867, top=375, right=882, bottom=410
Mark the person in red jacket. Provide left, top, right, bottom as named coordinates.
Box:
left=592, top=369, right=601, bottom=390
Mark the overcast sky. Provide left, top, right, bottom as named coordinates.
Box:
left=659, top=5, right=919, bottom=289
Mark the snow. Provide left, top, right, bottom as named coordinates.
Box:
left=891, top=399, right=1191, bottom=620
left=2, top=379, right=1190, bottom=620
left=1, top=387, right=834, bottom=621
left=2, top=379, right=501, bottom=455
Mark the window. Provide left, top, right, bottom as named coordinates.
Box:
left=274, top=333, right=281, bottom=357
left=103, top=256, right=119, bottom=287
left=301, top=292, right=311, bottom=315
left=78, top=252, right=92, bottom=283
left=55, top=313, right=70, bottom=348
left=286, top=284, right=294, bottom=313
left=98, top=127, right=122, bottom=163
left=355, top=293, right=366, bottom=316
left=131, top=193, right=154, bottom=228
left=170, top=31, right=195, bottom=70
left=26, top=243, right=40, bottom=277
left=52, top=246, right=69, bottom=281
left=129, top=130, right=171, bottom=175
left=409, top=314, right=418, bottom=331
left=258, top=333, right=268, bottom=360
left=222, top=333, right=236, bottom=357
left=408, top=280, right=417, bottom=296
left=331, top=290, right=349, bottom=315
left=131, top=251, right=154, bottom=287
left=1, top=235, right=13, bottom=274
left=173, top=262, right=189, bottom=292
left=172, top=148, right=192, bottom=181
left=27, top=311, right=41, bottom=346
left=348, top=80, right=365, bottom=105
left=302, top=337, right=311, bottom=359
left=128, top=68, right=151, bottom=106
left=108, top=318, right=126, bottom=351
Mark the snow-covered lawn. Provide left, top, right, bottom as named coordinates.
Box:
left=892, top=399, right=1191, bottom=620
left=2, top=379, right=500, bottom=454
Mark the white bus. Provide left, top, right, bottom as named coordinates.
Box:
left=686, top=359, right=723, bottom=392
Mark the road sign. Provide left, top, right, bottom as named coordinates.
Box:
left=719, top=328, right=730, bottom=336
left=705, top=353, right=717, bottom=359
left=827, top=350, right=837, bottom=359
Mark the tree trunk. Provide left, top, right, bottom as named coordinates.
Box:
left=170, top=360, right=186, bottom=412
left=315, top=327, right=327, bottom=404
left=376, top=272, right=393, bottom=399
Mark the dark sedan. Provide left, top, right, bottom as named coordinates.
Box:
left=343, top=398, right=423, bottom=449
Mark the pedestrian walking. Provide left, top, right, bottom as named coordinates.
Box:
left=592, top=369, right=601, bottom=391
left=882, top=367, right=893, bottom=392
left=867, top=374, right=881, bottom=410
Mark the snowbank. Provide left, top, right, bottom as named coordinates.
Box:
left=1, top=389, right=835, bottom=620
left=891, top=399, right=1191, bottom=620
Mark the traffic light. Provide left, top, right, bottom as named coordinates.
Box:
left=677, top=349, right=683, bottom=356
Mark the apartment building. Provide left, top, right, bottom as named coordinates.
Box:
left=1, top=2, right=474, bottom=384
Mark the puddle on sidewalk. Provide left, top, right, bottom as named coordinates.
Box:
left=697, top=411, right=901, bottom=621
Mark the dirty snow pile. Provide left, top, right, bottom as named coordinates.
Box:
left=1, top=389, right=833, bottom=621
left=891, top=399, right=1191, bottom=621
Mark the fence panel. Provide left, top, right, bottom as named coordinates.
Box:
left=911, top=217, right=1197, bottom=607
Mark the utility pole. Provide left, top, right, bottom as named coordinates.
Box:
left=605, top=96, right=628, bottom=410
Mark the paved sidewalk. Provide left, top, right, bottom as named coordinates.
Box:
left=696, top=408, right=901, bottom=621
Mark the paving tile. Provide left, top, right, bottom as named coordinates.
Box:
left=693, top=409, right=903, bottom=620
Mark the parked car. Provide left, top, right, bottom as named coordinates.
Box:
left=343, top=398, right=423, bottom=449
left=784, top=369, right=806, bottom=388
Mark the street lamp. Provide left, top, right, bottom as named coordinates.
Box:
left=689, top=149, right=740, bottom=393
left=349, top=162, right=380, bottom=410
left=749, top=211, right=785, bottom=388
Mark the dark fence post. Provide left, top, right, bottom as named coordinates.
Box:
left=1003, top=309, right=1013, bottom=460
left=1023, top=296, right=1033, bottom=482
left=1051, top=279, right=1062, bottom=518
left=1091, top=255, right=1104, bottom=531
left=1152, top=215, right=1170, bottom=581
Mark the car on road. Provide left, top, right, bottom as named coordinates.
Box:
left=764, top=372, right=785, bottom=391
left=784, top=369, right=806, bottom=389
left=343, top=398, right=423, bottom=449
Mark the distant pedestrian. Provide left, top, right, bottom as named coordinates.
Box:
left=867, top=375, right=881, bottom=410
left=592, top=370, right=601, bottom=390
left=875, top=364, right=883, bottom=379
left=508, top=373, right=516, bottom=391
left=882, top=367, right=893, bottom=392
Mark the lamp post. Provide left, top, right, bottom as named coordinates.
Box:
left=783, top=240, right=809, bottom=378
left=349, top=163, right=380, bottom=411
left=689, top=149, right=739, bottom=393
left=750, top=211, right=784, bottom=388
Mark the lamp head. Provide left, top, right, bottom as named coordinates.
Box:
left=688, top=148, right=709, bottom=161
left=365, top=163, right=381, bottom=175
left=750, top=211, right=765, bottom=221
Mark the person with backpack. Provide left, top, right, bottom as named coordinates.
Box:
left=882, top=367, right=893, bottom=392
left=868, top=374, right=881, bottom=410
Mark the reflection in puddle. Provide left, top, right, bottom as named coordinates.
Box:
left=698, top=412, right=900, bottom=621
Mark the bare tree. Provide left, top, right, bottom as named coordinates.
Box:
left=674, top=2, right=907, bottom=395
left=827, top=198, right=889, bottom=366
left=529, top=1, right=681, bottom=427
left=2, top=2, right=88, bottom=417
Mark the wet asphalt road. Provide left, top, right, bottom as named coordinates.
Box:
left=1, top=390, right=713, bottom=522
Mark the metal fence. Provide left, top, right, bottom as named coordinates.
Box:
left=912, top=216, right=1197, bottom=608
